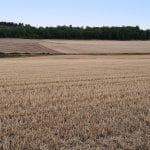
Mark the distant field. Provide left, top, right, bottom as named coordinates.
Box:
left=0, top=55, right=150, bottom=149
left=0, top=39, right=150, bottom=55
left=41, top=40, right=150, bottom=54
left=0, top=39, right=58, bottom=54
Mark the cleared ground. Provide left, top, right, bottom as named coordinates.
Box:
left=0, top=55, right=150, bottom=149
left=1, top=39, right=150, bottom=54
left=41, top=40, right=150, bottom=54
left=0, top=39, right=58, bottom=54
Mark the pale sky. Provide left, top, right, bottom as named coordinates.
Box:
left=0, top=0, right=150, bottom=29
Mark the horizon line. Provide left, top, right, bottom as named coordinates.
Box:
left=1, top=21, right=149, bottom=30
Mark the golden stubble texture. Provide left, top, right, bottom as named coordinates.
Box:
left=0, top=55, right=150, bottom=149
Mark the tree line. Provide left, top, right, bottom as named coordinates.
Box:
left=0, top=22, right=150, bottom=40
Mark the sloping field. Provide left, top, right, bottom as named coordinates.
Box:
left=41, top=40, right=150, bottom=54
left=0, top=55, right=150, bottom=149
left=0, top=39, right=150, bottom=55
left=0, top=39, right=58, bottom=54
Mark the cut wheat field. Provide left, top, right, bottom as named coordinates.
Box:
left=1, top=39, right=150, bottom=55
left=0, top=55, right=150, bottom=149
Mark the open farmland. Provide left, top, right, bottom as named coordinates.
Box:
left=0, top=55, right=150, bottom=149
left=40, top=40, right=150, bottom=54
left=0, top=39, right=58, bottom=54
left=1, top=39, right=150, bottom=55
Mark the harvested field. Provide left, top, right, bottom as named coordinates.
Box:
left=1, top=39, right=150, bottom=55
left=0, top=55, right=150, bottom=149
left=0, top=39, right=58, bottom=54
left=41, top=40, right=150, bottom=54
